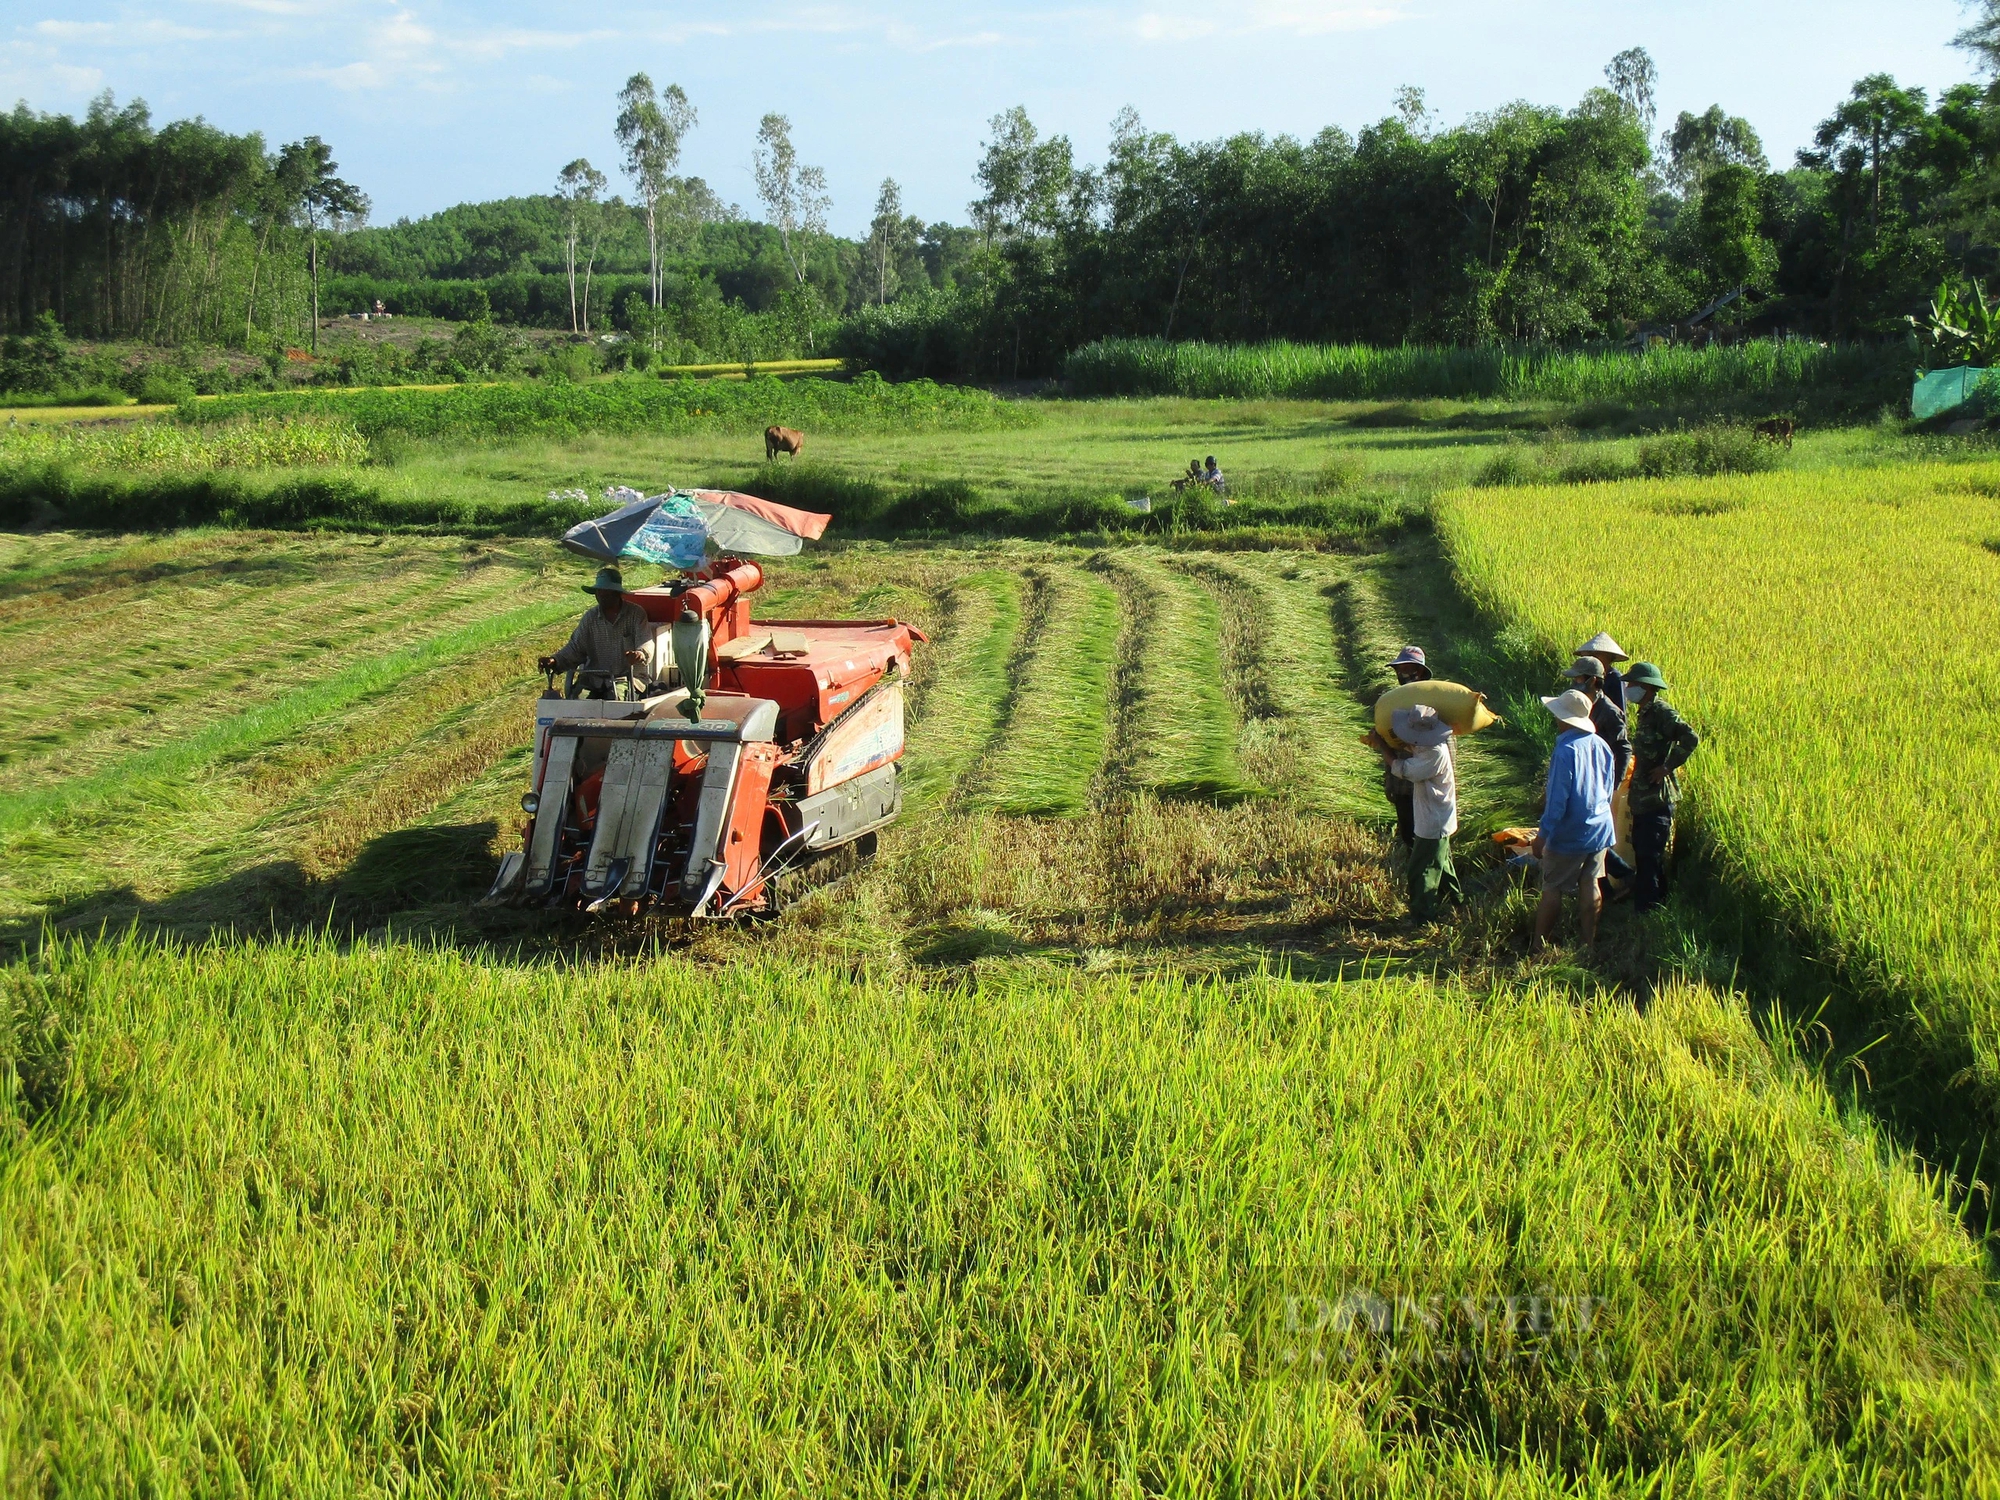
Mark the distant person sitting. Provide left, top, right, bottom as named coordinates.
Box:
left=1203, top=455, right=1227, bottom=496
left=1171, top=458, right=1204, bottom=493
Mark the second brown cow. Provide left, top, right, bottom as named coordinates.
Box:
left=766, top=425, right=806, bottom=461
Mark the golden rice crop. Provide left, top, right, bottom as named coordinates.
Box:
left=1438, top=463, right=2000, bottom=1123
left=0, top=415, right=368, bottom=472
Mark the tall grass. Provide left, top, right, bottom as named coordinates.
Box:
left=1439, top=462, right=2000, bottom=1135
left=4, top=932, right=1995, bottom=1492
left=1066, top=337, right=1909, bottom=405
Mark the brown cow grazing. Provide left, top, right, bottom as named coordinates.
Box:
left=1753, top=417, right=1797, bottom=449
left=766, top=425, right=805, bottom=460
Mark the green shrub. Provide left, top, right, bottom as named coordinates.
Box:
left=1473, top=445, right=1541, bottom=487
left=0, top=386, right=133, bottom=409
left=1554, top=447, right=1631, bottom=484
left=881, top=479, right=997, bottom=534
left=737, top=460, right=893, bottom=528
left=183, top=376, right=1025, bottom=442
left=1634, top=422, right=1776, bottom=479
left=137, top=373, right=197, bottom=406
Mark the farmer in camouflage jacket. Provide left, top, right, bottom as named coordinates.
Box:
left=1624, top=661, right=1701, bottom=914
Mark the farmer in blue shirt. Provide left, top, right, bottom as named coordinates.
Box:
left=1532, top=687, right=1616, bottom=952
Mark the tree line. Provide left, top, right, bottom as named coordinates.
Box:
left=0, top=93, right=363, bottom=348
left=842, top=52, right=1999, bottom=379
left=8, top=29, right=2000, bottom=378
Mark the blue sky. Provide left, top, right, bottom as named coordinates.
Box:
left=1, top=1, right=1980, bottom=236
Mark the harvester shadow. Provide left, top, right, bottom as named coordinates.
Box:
left=1, top=822, right=576, bottom=958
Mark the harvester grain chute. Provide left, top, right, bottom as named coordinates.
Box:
left=485, top=490, right=924, bottom=920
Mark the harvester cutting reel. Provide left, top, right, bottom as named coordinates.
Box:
left=483, top=678, right=904, bottom=922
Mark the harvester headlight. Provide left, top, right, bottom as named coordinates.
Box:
left=520, top=792, right=541, bottom=815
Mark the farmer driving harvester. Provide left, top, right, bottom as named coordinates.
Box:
left=538, top=565, right=653, bottom=698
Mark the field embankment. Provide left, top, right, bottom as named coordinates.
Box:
left=1066, top=337, right=1909, bottom=409
left=1439, top=462, right=2000, bottom=1146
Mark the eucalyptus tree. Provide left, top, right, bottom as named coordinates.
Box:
left=614, top=74, right=696, bottom=307
left=1661, top=106, right=1768, bottom=199
left=277, top=135, right=366, bottom=351
left=866, top=178, right=912, bottom=304
left=752, top=113, right=831, bottom=347
left=556, top=158, right=609, bottom=331
left=1604, top=48, right=1659, bottom=138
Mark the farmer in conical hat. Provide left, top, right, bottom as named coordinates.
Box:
left=1575, top=631, right=1629, bottom=708
left=1378, top=646, right=1434, bottom=846
left=1386, top=703, right=1461, bottom=922
left=1532, top=688, right=1616, bottom=953
left=1624, top=662, right=1701, bottom=914
left=538, top=564, right=653, bottom=698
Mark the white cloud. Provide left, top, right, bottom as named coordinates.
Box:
left=1129, top=0, right=1414, bottom=41
left=33, top=16, right=219, bottom=43
left=883, top=21, right=1010, bottom=51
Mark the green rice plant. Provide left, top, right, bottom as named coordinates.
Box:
left=969, top=565, right=1119, bottom=817
left=1065, top=337, right=1908, bottom=406
left=3, top=933, right=1995, bottom=1492
left=0, top=416, right=368, bottom=472
left=182, top=374, right=1026, bottom=442
left=901, top=569, right=1021, bottom=810
left=1094, top=551, right=1252, bottom=803
left=1438, top=462, right=2000, bottom=1133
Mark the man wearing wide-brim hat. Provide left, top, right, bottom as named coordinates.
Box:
left=537, top=565, right=653, bottom=698
left=1532, top=687, right=1616, bottom=952
left=1624, top=661, right=1702, bottom=914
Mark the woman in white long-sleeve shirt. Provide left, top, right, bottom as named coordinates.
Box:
left=1386, top=704, right=1462, bottom=922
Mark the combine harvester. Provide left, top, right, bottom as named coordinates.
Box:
left=485, top=488, right=923, bottom=920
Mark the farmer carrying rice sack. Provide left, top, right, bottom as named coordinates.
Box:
left=1379, top=703, right=1462, bottom=922
left=1377, top=646, right=1431, bottom=846
left=1370, top=677, right=1500, bottom=749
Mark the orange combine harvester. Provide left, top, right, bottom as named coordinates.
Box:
left=486, top=549, right=924, bottom=921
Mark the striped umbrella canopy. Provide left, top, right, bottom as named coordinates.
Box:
left=560, top=488, right=832, bottom=565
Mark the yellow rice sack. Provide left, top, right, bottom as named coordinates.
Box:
left=1373, top=680, right=1501, bottom=749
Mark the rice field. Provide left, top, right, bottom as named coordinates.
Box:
left=1438, top=462, right=2000, bottom=1145
left=1, top=519, right=1997, bottom=1492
